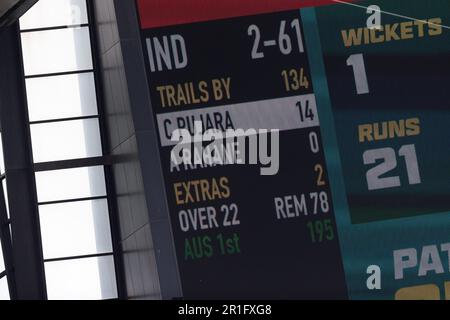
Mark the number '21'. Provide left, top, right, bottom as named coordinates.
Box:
left=363, top=144, right=422, bottom=191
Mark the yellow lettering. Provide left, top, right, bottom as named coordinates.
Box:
left=400, top=21, right=414, bottom=40
left=406, top=118, right=421, bottom=136
left=359, top=124, right=373, bottom=143
left=428, top=18, right=443, bottom=36
left=341, top=28, right=363, bottom=47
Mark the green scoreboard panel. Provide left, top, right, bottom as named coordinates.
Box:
left=314, top=0, right=450, bottom=299
left=317, top=0, right=450, bottom=224
left=137, top=0, right=450, bottom=299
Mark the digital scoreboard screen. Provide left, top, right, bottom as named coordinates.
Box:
left=137, top=0, right=450, bottom=299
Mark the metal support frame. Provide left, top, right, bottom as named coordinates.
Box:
left=86, top=0, right=127, bottom=299
left=0, top=1, right=128, bottom=300
left=0, top=23, right=47, bottom=300
left=0, top=176, right=16, bottom=299
left=0, top=0, right=38, bottom=28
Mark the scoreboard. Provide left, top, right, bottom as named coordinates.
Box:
left=136, top=0, right=450, bottom=299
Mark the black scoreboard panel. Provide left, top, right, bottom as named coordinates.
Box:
left=137, top=0, right=450, bottom=299
left=141, top=10, right=347, bottom=298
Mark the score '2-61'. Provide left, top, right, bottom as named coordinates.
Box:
left=248, top=18, right=304, bottom=59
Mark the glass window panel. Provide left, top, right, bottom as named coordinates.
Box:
left=0, top=277, right=9, bottom=301
left=30, top=118, right=102, bottom=163
left=0, top=132, right=4, bottom=174
left=20, top=0, right=88, bottom=30
left=35, top=166, right=106, bottom=203
left=40, top=199, right=112, bottom=260
left=21, top=27, right=92, bottom=76
left=0, top=242, right=5, bottom=273
left=45, top=255, right=117, bottom=300
left=26, top=73, right=98, bottom=122
left=2, top=180, right=9, bottom=220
